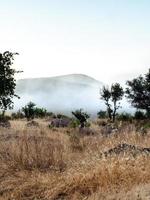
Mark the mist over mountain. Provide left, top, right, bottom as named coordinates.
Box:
left=14, top=74, right=104, bottom=116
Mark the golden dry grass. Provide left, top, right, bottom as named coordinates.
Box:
left=0, top=119, right=150, bottom=200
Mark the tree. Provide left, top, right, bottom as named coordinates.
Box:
left=126, top=69, right=150, bottom=118
left=111, top=83, right=124, bottom=122
left=100, top=83, right=124, bottom=122
left=100, top=86, right=112, bottom=120
left=0, top=51, right=22, bottom=117
left=72, top=109, right=90, bottom=128
left=22, top=102, right=36, bottom=120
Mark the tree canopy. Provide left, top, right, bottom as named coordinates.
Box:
left=126, top=69, right=150, bottom=117
left=0, top=51, right=21, bottom=116
left=100, top=83, right=124, bottom=122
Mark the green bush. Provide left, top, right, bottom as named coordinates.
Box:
left=56, top=114, right=70, bottom=119
left=69, top=119, right=80, bottom=128
left=97, top=110, right=107, bottom=119
left=134, top=111, right=146, bottom=120
left=72, top=109, right=90, bottom=128
left=34, top=108, right=47, bottom=118
left=117, top=112, right=133, bottom=121
left=22, top=102, right=36, bottom=121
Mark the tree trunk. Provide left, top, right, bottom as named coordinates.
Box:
left=2, top=110, right=5, bottom=118
left=112, top=101, right=117, bottom=122
left=80, top=122, right=84, bottom=128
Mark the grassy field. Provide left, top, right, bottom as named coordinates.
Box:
left=0, top=119, right=150, bottom=200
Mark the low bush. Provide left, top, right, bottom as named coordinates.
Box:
left=117, top=112, right=133, bottom=121
left=97, top=110, right=107, bottom=119
left=134, top=111, right=146, bottom=120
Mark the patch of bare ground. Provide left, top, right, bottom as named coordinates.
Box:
left=0, top=119, right=150, bottom=200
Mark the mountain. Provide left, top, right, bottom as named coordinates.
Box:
left=14, top=74, right=104, bottom=116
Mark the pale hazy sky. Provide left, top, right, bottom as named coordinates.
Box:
left=0, top=0, right=149, bottom=84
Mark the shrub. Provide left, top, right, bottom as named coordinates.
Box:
left=46, top=112, right=56, bottom=118
left=0, top=114, right=11, bottom=122
left=117, top=112, right=133, bottom=121
left=56, top=113, right=71, bottom=120
left=0, top=114, right=11, bottom=128
left=34, top=107, right=47, bottom=118
left=69, top=119, right=80, bottom=128
left=11, top=110, right=24, bottom=119
left=22, top=102, right=48, bottom=120
left=72, top=109, right=90, bottom=128
left=134, top=111, right=146, bottom=120
left=22, top=102, right=36, bottom=120
left=97, top=110, right=107, bottom=119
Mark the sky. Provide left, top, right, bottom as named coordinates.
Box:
left=0, top=0, right=150, bottom=84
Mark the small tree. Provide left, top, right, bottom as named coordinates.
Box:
left=111, top=83, right=124, bottom=122
left=126, top=69, right=150, bottom=118
left=0, top=51, right=22, bottom=117
left=100, top=87, right=112, bottom=120
left=100, top=83, right=124, bottom=122
left=22, top=102, right=36, bottom=120
left=72, top=109, right=90, bottom=128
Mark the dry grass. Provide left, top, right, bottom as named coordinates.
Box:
left=0, top=119, right=150, bottom=200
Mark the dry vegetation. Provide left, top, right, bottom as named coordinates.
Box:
left=0, top=119, right=150, bottom=200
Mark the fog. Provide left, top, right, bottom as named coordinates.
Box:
left=13, top=74, right=134, bottom=117
left=13, top=74, right=104, bottom=117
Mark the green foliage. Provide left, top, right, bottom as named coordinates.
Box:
left=134, top=111, right=146, bottom=120
left=22, top=102, right=49, bottom=120
left=72, top=109, right=90, bottom=128
left=97, top=110, right=107, bottom=119
left=117, top=112, right=133, bottom=121
left=46, top=112, right=55, bottom=118
left=126, top=69, right=150, bottom=118
left=22, top=102, right=36, bottom=120
left=100, top=86, right=112, bottom=120
left=85, top=121, right=91, bottom=127
left=100, top=83, right=124, bottom=122
left=69, top=119, right=80, bottom=128
left=34, top=107, right=47, bottom=118
left=0, top=51, right=22, bottom=116
left=56, top=113, right=70, bottom=119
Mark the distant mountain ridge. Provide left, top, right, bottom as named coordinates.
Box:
left=17, top=74, right=102, bottom=92
left=14, top=74, right=104, bottom=115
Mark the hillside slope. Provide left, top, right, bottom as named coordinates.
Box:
left=14, top=74, right=103, bottom=115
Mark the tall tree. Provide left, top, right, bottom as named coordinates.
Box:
left=100, top=86, right=112, bottom=120
left=0, top=51, right=22, bottom=116
left=126, top=69, right=150, bottom=117
left=111, top=83, right=124, bottom=122
left=100, top=83, right=124, bottom=122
